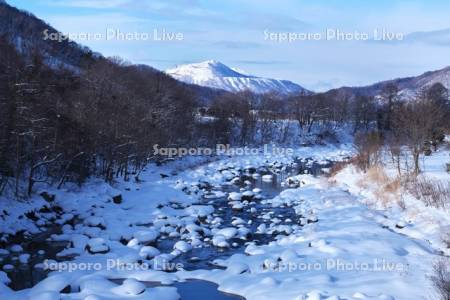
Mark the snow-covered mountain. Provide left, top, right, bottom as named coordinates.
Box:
left=395, top=66, right=450, bottom=98
left=166, top=60, right=310, bottom=95
left=370, top=66, right=450, bottom=99
left=326, top=66, right=450, bottom=100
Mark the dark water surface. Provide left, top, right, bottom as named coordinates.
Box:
left=1, top=157, right=333, bottom=299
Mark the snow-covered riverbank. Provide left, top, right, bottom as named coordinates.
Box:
left=0, top=143, right=448, bottom=300
left=333, top=146, right=450, bottom=256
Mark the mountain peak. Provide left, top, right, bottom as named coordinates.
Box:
left=166, top=60, right=310, bottom=95
left=168, top=60, right=244, bottom=80
left=203, top=59, right=222, bottom=65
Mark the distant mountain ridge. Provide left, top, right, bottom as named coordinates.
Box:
left=1, top=0, right=448, bottom=102
left=166, top=60, right=310, bottom=95
left=0, top=1, right=232, bottom=105
left=327, top=66, right=450, bottom=99
left=0, top=0, right=98, bottom=69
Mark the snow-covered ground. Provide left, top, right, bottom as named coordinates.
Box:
left=333, top=145, right=450, bottom=256
left=0, top=142, right=448, bottom=300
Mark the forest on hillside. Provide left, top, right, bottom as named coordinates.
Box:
left=1, top=31, right=448, bottom=198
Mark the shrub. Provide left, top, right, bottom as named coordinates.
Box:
left=357, top=166, right=402, bottom=208
left=353, top=131, right=383, bottom=172
left=328, top=159, right=353, bottom=177
left=431, top=259, right=450, bottom=300
left=406, top=178, right=450, bottom=209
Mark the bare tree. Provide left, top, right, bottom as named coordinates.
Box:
left=379, top=83, right=399, bottom=131
left=352, top=95, right=377, bottom=132
left=0, top=37, right=199, bottom=197
left=353, top=131, right=383, bottom=172
left=392, top=88, right=447, bottom=175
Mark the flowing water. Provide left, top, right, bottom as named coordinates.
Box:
left=0, top=157, right=333, bottom=299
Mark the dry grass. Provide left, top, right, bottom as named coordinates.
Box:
left=385, top=178, right=406, bottom=209
left=443, top=233, right=450, bottom=249
left=356, top=165, right=404, bottom=208
left=406, top=177, right=450, bottom=210
left=331, top=155, right=449, bottom=211
left=366, top=165, right=389, bottom=183
left=430, top=258, right=450, bottom=300
left=354, top=163, right=450, bottom=211
left=328, top=159, right=353, bottom=177
left=384, top=177, right=401, bottom=193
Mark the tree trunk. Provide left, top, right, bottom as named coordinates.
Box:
left=413, top=150, right=420, bottom=175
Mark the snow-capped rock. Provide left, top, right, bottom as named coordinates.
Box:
left=10, top=244, right=23, bottom=253
left=19, top=253, right=30, bottom=264
left=214, top=227, right=238, bottom=239
left=173, top=241, right=192, bottom=253
left=87, top=238, right=109, bottom=254
left=262, top=174, right=273, bottom=182
left=139, top=246, right=160, bottom=259
left=133, top=230, right=158, bottom=244
left=228, top=192, right=242, bottom=201
left=113, top=278, right=146, bottom=296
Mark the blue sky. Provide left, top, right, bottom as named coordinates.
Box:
left=6, top=0, right=450, bottom=91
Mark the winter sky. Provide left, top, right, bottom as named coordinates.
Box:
left=6, top=0, right=450, bottom=91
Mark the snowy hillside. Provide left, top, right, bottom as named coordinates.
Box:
left=166, top=60, right=310, bottom=95
left=397, top=66, right=450, bottom=98
left=327, top=66, right=450, bottom=100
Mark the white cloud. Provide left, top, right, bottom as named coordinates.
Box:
left=17, top=0, right=450, bottom=90
left=43, top=0, right=130, bottom=9
left=46, top=12, right=146, bottom=27
left=404, top=28, right=450, bottom=47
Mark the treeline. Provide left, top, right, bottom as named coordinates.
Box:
left=0, top=1, right=92, bottom=68
left=0, top=37, right=197, bottom=197
left=200, top=90, right=348, bottom=145
left=203, top=82, right=449, bottom=175
left=1, top=36, right=449, bottom=197
left=351, top=83, right=449, bottom=175
left=204, top=83, right=449, bottom=145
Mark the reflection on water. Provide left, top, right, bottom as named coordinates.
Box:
left=0, top=227, right=70, bottom=290
left=157, top=158, right=333, bottom=270
left=174, top=280, right=244, bottom=300
left=1, top=157, right=333, bottom=294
